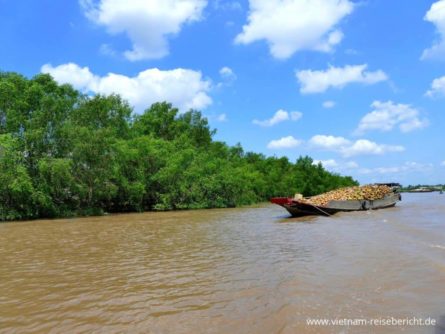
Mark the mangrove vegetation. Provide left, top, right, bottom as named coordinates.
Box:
left=0, top=71, right=358, bottom=221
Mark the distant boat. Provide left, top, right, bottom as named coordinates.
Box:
left=271, top=186, right=401, bottom=217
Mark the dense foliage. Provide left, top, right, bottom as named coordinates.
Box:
left=0, top=72, right=358, bottom=221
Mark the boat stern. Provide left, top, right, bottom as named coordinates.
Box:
left=270, top=197, right=293, bottom=206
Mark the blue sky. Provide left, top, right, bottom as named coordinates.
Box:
left=1, top=0, right=444, bottom=185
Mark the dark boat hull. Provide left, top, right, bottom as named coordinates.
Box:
left=272, top=193, right=401, bottom=217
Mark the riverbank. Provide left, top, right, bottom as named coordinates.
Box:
left=0, top=202, right=270, bottom=224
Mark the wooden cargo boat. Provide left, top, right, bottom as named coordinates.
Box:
left=271, top=191, right=401, bottom=217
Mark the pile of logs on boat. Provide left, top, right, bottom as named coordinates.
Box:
left=300, top=185, right=393, bottom=207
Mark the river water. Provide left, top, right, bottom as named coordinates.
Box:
left=0, top=193, right=444, bottom=333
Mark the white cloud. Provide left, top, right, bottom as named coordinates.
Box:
left=309, top=135, right=405, bottom=157
left=341, top=139, right=405, bottom=158
left=80, top=0, right=207, bottom=61
left=296, top=64, right=388, bottom=94
left=355, top=101, right=429, bottom=135
left=216, top=67, right=236, bottom=89
left=322, top=100, right=336, bottom=109
left=426, top=75, right=445, bottom=97
left=421, top=0, right=445, bottom=60
left=253, top=109, right=302, bottom=127
left=219, top=66, right=235, bottom=79
left=313, top=159, right=359, bottom=173
left=359, top=162, right=433, bottom=175
left=235, top=0, right=354, bottom=59
left=309, top=135, right=350, bottom=149
left=313, top=159, right=359, bottom=171
left=41, top=63, right=97, bottom=89
left=42, top=63, right=212, bottom=112
left=441, top=160, right=445, bottom=166
left=267, top=136, right=302, bottom=149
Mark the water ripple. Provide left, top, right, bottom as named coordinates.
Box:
left=1, top=194, right=444, bottom=333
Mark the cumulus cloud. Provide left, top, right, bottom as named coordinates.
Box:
left=322, top=100, right=336, bottom=109
left=80, top=0, right=207, bottom=61
left=267, top=136, right=302, bottom=149
left=41, top=63, right=97, bottom=89
left=235, top=0, right=354, bottom=59
left=426, top=75, right=445, bottom=97
left=296, top=64, right=388, bottom=94
left=342, top=139, right=405, bottom=157
left=42, top=63, right=212, bottom=112
left=253, top=109, right=302, bottom=127
left=421, top=0, right=445, bottom=60
left=309, top=135, right=350, bottom=149
left=309, top=135, right=405, bottom=157
left=355, top=101, right=429, bottom=135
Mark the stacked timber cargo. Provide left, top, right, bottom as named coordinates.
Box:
left=301, top=185, right=393, bottom=207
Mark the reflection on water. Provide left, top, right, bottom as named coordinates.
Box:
left=0, top=193, right=444, bottom=333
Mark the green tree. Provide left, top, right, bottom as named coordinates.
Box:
left=0, top=70, right=358, bottom=221
left=0, top=134, right=41, bottom=220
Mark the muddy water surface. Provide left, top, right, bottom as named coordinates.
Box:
left=1, top=193, right=444, bottom=333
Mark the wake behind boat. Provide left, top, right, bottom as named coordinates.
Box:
left=271, top=184, right=402, bottom=217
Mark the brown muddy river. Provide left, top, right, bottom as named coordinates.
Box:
left=1, top=193, right=444, bottom=333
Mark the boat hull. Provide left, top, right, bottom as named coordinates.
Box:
left=272, top=193, right=401, bottom=217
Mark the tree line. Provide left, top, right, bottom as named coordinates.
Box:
left=0, top=72, right=358, bottom=221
